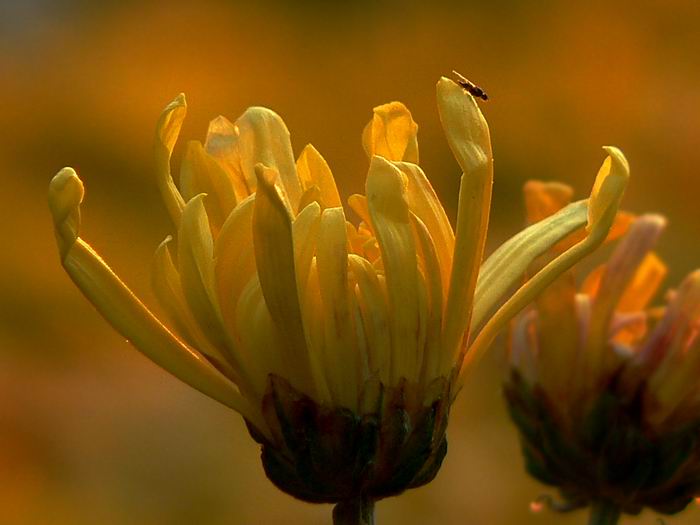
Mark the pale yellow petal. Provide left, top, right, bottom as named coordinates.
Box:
left=296, top=144, right=342, bottom=209
left=410, top=214, right=443, bottom=382
left=177, top=194, right=230, bottom=351
left=154, top=94, right=187, bottom=226
left=214, top=195, right=256, bottom=328
left=316, top=206, right=357, bottom=409
left=464, top=148, right=630, bottom=380
left=349, top=254, right=391, bottom=385
left=366, top=155, right=421, bottom=383
left=471, top=200, right=589, bottom=333
left=204, top=115, right=251, bottom=202
left=437, top=77, right=493, bottom=373
left=237, top=107, right=302, bottom=210
left=253, top=165, right=315, bottom=395
left=48, top=169, right=262, bottom=429
left=293, top=201, right=322, bottom=301
left=362, top=101, right=419, bottom=163
left=395, top=161, right=455, bottom=301
left=180, top=140, right=237, bottom=234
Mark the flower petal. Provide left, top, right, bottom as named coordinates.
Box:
left=180, top=140, right=237, bottom=234
left=362, top=101, right=419, bottom=163
left=437, top=77, right=493, bottom=373
left=366, top=155, right=421, bottom=383
left=204, top=115, right=252, bottom=202
left=154, top=94, right=187, bottom=226
left=253, top=164, right=315, bottom=395
left=464, top=148, right=630, bottom=379
left=394, top=161, right=455, bottom=302
left=472, top=200, right=589, bottom=333
left=49, top=169, right=261, bottom=427
left=296, top=144, right=342, bottom=209
left=316, top=206, right=358, bottom=409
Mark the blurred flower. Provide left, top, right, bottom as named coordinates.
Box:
left=49, top=77, right=626, bottom=522
left=505, top=185, right=700, bottom=523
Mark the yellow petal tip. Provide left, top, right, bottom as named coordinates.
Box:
left=588, top=147, right=630, bottom=232
left=49, top=167, right=84, bottom=257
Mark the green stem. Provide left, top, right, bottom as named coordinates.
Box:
left=588, top=501, right=620, bottom=525
left=333, top=497, right=375, bottom=525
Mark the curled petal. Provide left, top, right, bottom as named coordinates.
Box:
left=48, top=169, right=263, bottom=430
left=154, top=94, right=187, bottom=226
left=362, top=101, right=419, bottom=163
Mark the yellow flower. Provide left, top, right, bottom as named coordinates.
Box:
left=505, top=185, right=700, bottom=522
left=49, top=77, right=627, bottom=519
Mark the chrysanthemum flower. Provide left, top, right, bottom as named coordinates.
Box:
left=49, top=77, right=626, bottom=523
left=505, top=184, right=700, bottom=524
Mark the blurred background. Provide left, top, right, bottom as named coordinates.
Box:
left=2, top=0, right=700, bottom=523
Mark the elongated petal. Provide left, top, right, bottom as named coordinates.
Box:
left=349, top=254, right=391, bottom=384
left=367, top=155, right=421, bottom=383
left=177, top=194, right=230, bottom=351
left=253, top=164, right=314, bottom=395
left=410, top=214, right=443, bottom=382
left=464, top=148, right=630, bottom=380
left=154, top=94, right=187, bottom=226
left=471, top=200, right=589, bottom=333
left=49, top=169, right=261, bottom=427
left=293, top=201, right=322, bottom=300
left=437, top=77, right=493, bottom=372
left=316, top=206, right=357, bottom=409
left=180, top=140, right=237, bottom=233
left=152, top=237, right=244, bottom=386
left=395, top=161, right=455, bottom=301
left=296, top=144, right=342, bottom=209
left=214, top=194, right=256, bottom=328
left=362, top=102, right=419, bottom=163
left=237, top=107, right=302, bottom=210
left=204, top=115, right=251, bottom=202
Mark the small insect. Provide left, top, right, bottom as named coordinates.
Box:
left=452, top=70, right=488, bottom=101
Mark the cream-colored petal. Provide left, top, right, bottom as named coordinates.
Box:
left=180, top=140, right=237, bottom=234
left=49, top=169, right=262, bottom=430
left=349, top=254, right=391, bottom=385
left=464, top=148, right=630, bottom=381
left=411, top=213, right=443, bottom=383
left=177, top=194, right=230, bottom=351
left=472, top=200, right=589, bottom=333
left=366, top=155, right=421, bottom=383
left=154, top=94, right=187, bottom=226
left=214, top=195, right=256, bottom=329
left=296, top=144, right=342, bottom=209
left=152, top=236, right=245, bottom=387
left=293, top=201, right=322, bottom=301
left=437, top=77, right=493, bottom=375
left=362, top=102, right=419, bottom=163
left=204, top=115, right=251, bottom=202
left=395, top=161, right=455, bottom=302
left=237, top=107, right=302, bottom=210
left=253, top=165, right=315, bottom=395
left=316, top=206, right=357, bottom=409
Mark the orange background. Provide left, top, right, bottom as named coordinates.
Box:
left=2, top=1, right=700, bottom=523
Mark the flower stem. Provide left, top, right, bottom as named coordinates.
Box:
left=588, top=501, right=620, bottom=525
left=333, top=497, right=375, bottom=525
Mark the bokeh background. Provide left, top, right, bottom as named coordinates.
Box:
left=2, top=0, right=700, bottom=523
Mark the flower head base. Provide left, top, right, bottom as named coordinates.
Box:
left=49, top=77, right=627, bottom=513
left=506, top=186, right=700, bottom=519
